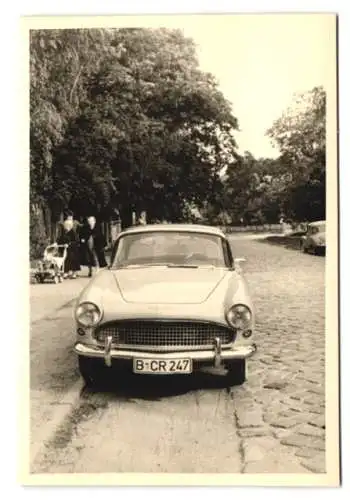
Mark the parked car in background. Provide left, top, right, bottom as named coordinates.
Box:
left=300, top=220, right=326, bottom=255
left=73, top=224, right=256, bottom=388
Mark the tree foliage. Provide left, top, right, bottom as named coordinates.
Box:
left=30, top=28, right=119, bottom=206
left=29, top=205, right=50, bottom=260
left=212, top=152, right=283, bottom=225
left=266, top=86, right=326, bottom=221
left=30, top=28, right=239, bottom=227
left=205, top=87, right=326, bottom=226
left=30, top=29, right=325, bottom=237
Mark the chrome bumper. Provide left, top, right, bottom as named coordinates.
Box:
left=74, top=339, right=256, bottom=367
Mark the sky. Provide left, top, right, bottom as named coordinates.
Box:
left=180, top=14, right=334, bottom=159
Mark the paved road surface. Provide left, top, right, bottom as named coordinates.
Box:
left=30, top=237, right=325, bottom=474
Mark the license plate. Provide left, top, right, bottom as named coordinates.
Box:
left=133, top=358, right=192, bottom=374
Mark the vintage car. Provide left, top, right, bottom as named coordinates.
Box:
left=300, top=220, right=326, bottom=255
left=73, top=224, right=256, bottom=387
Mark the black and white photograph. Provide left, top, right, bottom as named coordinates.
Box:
left=22, top=13, right=339, bottom=485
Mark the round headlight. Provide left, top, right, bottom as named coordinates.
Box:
left=75, top=302, right=102, bottom=327
left=226, top=304, right=252, bottom=330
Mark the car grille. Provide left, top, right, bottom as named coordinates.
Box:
left=94, top=320, right=234, bottom=351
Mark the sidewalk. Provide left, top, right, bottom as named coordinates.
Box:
left=30, top=269, right=90, bottom=323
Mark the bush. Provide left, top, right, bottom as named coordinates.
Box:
left=30, top=207, right=49, bottom=261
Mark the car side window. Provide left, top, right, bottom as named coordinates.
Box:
left=109, top=239, right=119, bottom=266
left=222, top=238, right=233, bottom=268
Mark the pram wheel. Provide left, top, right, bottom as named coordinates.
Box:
left=53, top=275, right=59, bottom=284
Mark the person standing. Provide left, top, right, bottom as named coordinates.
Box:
left=80, top=216, right=108, bottom=277
left=57, top=210, right=81, bottom=235
left=57, top=219, right=81, bottom=279
left=279, top=216, right=284, bottom=234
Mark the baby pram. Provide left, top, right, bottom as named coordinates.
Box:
left=34, top=244, right=68, bottom=284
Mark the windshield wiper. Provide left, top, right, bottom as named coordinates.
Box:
left=114, top=263, right=218, bottom=270
left=166, top=264, right=199, bottom=268
left=115, top=263, right=169, bottom=269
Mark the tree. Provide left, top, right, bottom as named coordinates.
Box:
left=266, top=87, right=326, bottom=221
left=30, top=205, right=50, bottom=260
left=51, top=28, right=239, bottom=226
left=217, top=152, right=283, bottom=225
left=30, top=28, right=117, bottom=209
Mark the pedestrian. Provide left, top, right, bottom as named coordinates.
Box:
left=57, top=210, right=82, bottom=240
left=56, top=219, right=81, bottom=279
left=80, top=216, right=108, bottom=277
left=279, top=216, right=285, bottom=234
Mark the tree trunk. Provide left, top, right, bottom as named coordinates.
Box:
left=120, top=206, right=133, bottom=229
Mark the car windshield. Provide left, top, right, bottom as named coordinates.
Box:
left=111, top=231, right=228, bottom=268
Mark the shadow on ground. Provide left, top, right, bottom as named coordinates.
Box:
left=260, top=235, right=325, bottom=255
left=80, top=368, right=233, bottom=403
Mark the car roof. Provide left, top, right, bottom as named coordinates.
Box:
left=119, top=223, right=226, bottom=237
left=308, top=220, right=326, bottom=227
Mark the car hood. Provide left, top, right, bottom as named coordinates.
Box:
left=112, top=267, right=228, bottom=304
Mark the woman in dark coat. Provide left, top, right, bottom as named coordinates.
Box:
left=57, top=219, right=81, bottom=278
left=57, top=210, right=82, bottom=239
left=80, top=216, right=107, bottom=277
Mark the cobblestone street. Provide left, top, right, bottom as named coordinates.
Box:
left=229, top=236, right=325, bottom=473
left=30, top=236, right=326, bottom=475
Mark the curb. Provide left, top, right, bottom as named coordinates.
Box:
left=31, top=377, right=84, bottom=467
